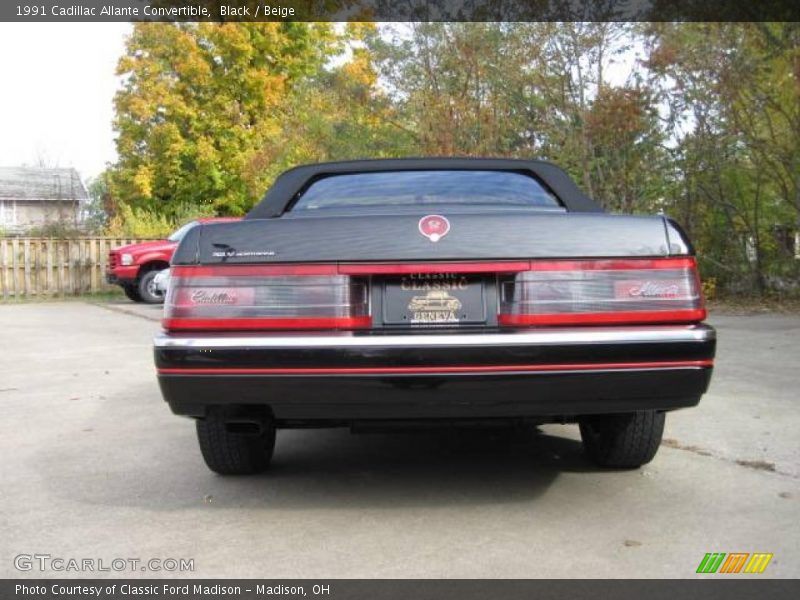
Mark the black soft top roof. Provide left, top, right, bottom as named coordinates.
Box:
left=245, top=158, right=602, bottom=218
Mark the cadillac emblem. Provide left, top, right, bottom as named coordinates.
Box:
left=418, top=215, right=450, bottom=243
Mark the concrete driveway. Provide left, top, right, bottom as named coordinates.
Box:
left=0, top=301, right=797, bottom=578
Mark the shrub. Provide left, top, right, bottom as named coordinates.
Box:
left=702, top=277, right=717, bottom=301
left=105, top=202, right=217, bottom=239
left=24, top=222, right=86, bottom=239
left=105, top=204, right=173, bottom=238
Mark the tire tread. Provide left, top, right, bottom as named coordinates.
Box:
left=196, top=409, right=275, bottom=475
left=580, top=410, right=665, bottom=468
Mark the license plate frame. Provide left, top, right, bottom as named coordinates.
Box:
left=382, top=274, right=487, bottom=326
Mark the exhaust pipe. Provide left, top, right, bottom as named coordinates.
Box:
left=223, top=419, right=265, bottom=435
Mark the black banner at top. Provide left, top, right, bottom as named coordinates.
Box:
left=2, top=0, right=800, bottom=22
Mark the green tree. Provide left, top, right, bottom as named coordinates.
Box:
left=110, top=22, right=340, bottom=217
left=106, top=21, right=799, bottom=297
left=369, top=23, right=667, bottom=211
left=644, top=22, right=800, bottom=292
left=244, top=23, right=415, bottom=185
left=83, top=173, right=112, bottom=233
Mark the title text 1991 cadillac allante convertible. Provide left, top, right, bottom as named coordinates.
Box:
left=154, top=158, right=715, bottom=475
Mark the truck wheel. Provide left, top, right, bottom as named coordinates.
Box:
left=122, top=285, right=143, bottom=302
left=579, top=410, right=665, bottom=468
left=196, top=409, right=276, bottom=475
left=138, top=270, right=165, bottom=304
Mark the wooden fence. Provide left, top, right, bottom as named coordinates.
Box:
left=0, top=237, right=153, bottom=299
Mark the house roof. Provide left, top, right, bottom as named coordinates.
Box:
left=0, top=167, right=89, bottom=202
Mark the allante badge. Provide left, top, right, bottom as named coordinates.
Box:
left=418, top=215, right=450, bottom=242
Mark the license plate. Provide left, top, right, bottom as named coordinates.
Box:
left=382, top=274, right=486, bottom=326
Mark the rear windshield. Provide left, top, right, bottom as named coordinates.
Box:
left=290, top=170, right=561, bottom=210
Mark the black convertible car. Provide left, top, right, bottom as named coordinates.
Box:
left=154, top=158, right=715, bottom=474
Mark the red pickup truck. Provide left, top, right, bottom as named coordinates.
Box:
left=106, top=217, right=238, bottom=303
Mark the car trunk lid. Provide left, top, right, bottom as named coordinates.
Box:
left=179, top=212, right=673, bottom=265
left=163, top=212, right=705, bottom=332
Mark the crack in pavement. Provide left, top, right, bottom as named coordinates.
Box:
left=662, top=437, right=797, bottom=479
left=89, top=301, right=162, bottom=323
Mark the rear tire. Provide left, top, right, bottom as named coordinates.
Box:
left=579, top=410, right=665, bottom=468
left=122, top=284, right=143, bottom=302
left=196, top=408, right=276, bottom=475
left=138, top=269, right=165, bottom=304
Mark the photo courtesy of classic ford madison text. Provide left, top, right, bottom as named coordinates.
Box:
left=1, top=3, right=798, bottom=589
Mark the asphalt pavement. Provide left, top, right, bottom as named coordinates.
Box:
left=0, top=301, right=797, bottom=578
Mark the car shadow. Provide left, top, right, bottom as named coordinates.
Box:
left=30, top=373, right=622, bottom=513
left=239, top=427, right=600, bottom=509
left=38, top=422, right=616, bottom=512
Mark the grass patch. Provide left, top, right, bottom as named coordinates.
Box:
left=707, top=295, right=800, bottom=315
left=0, top=290, right=126, bottom=304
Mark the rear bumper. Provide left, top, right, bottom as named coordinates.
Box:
left=154, top=325, right=715, bottom=421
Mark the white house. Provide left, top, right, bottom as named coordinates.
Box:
left=0, top=167, right=88, bottom=233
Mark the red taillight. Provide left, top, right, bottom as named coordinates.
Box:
left=498, top=258, right=705, bottom=326
left=164, top=258, right=705, bottom=331
left=163, top=265, right=370, bottom=331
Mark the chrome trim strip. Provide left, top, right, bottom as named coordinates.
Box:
left=154, top=325, right=715, bottom=349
